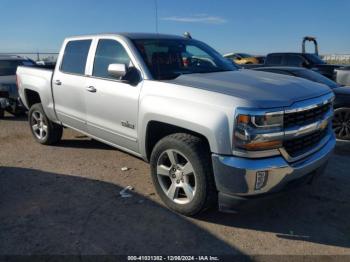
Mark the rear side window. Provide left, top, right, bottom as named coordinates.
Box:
left=61, top=40, right=92, bottom=75
left=266, top=55, right=283, bottom=65
left=93, top=39, right=130, bottom=79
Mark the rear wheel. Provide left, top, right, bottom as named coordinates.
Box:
left=150, top=133, right=216, bottom=216
left=29, top=103, right=63, bottom=145
left=333, top=108, right=350, bottom=140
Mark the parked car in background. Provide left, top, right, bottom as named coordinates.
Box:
left=0, top=55, right=35, bottom=117
left=243, top=52, right=344, bottom=80
left=253, top=66, right=350, bottom=140
left=17, top=33, right=335, bottom=215
left=223, top=53, right=261, bottom=65
left=335, top=66, right=350, bottom=86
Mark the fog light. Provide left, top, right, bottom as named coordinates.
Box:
left=255, top=171, right=268, bottom=190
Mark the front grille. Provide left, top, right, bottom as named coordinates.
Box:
left=284, top=103, right=331, bottom=128
left=0, top=91, right=9, bottom=98
left=283, top=128, right=328, bottom=158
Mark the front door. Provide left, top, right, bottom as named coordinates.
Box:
left=85, top=38, right=141, bottom=153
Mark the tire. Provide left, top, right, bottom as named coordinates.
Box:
left=0, top=109, right=4, bottom=118
left=333, top=107, right=350, bottom=140
left=28, top=103, right=63, bottom=145
left=150, top=133, right=217, bottom=216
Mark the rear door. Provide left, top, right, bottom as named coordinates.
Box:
left=84, top=37, right=142, bottom=153
left=52, top=39, right=92, bottom=131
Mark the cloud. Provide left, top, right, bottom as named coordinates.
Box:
left=161, top=14, right=227, bottom=24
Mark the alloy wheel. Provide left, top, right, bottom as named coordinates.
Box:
left=156, top=149, right=197, bottom=205
left=333, top=108, right=350, bottom=140
left=31, top=111, right=48, bottom=140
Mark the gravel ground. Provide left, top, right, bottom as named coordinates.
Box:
left=1, top=112, right=350, bottom=257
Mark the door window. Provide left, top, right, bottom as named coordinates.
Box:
left=60, top=40, right=92, bottom=75
left=93, top=39, right=131, bottom=79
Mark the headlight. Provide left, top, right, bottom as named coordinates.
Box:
left=234, top=110, right=284, bottom=152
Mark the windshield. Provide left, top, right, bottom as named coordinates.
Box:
left=0, top=59, right=35, bottom=76
left=295, top=69, right=339, bottom=88
left=132, top=38, right=237, bottom=80
left=303, top=54, right=326, bottom=65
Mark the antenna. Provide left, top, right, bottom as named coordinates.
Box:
left=154, top=0, right=159, bottom=34
left=154, top=0, right=161, bottom=79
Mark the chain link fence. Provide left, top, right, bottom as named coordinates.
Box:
left=0, top=52, right=58, bottom=63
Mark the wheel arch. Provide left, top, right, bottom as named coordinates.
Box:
left=144, top=120, right=212, bottom=162
left=24, top=89, right=42, bottom=109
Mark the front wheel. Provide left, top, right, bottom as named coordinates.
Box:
left=333, top=108, right=350, bottom=140
left=150, top=133, right=216, bottom=216
left=29, top=103, right=63, bottom=145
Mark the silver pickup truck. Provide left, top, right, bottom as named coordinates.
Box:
left=17, top=33, right=336, bottom=215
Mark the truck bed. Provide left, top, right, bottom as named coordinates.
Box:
left=16, top=66, right=57, bottom=121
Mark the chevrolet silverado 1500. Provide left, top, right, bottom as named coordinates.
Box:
left=17, top=33, right=335, bottom=215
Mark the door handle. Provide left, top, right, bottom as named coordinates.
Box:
left=54, top=80, right=62, bottom=85
left=86, top=86, right=97, bottom=93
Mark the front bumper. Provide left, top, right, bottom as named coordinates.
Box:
left=212, top=134, right=336, bottom=211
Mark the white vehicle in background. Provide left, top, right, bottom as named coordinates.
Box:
left=335, top=66, right=350, bottom=86
left=0, top=55, right=35, bottom=117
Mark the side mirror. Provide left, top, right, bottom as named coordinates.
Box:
left=108, top=64, right=127, bottom=78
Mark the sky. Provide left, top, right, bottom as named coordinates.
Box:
left=0, top=0, right=349, bottom=55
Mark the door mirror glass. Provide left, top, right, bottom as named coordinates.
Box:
left=108, top=63, right=127, bottom=78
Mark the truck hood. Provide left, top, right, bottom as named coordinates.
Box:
left=168, top=70, right=331, bottom=108
left=333, top=86, right=350, bottom=96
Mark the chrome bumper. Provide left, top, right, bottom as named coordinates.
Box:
left=212, top=134, right=335, bottom=197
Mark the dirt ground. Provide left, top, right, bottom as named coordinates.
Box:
left=1, top=112, right=350, bottom=257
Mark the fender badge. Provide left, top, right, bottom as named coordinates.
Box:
left=121, top=121, right=135, bottom=129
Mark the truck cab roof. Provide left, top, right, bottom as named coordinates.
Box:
left=65, top=32, right=187, bottom=41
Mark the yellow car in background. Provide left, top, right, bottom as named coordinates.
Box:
left=224, top=53, right=261, bottom=64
